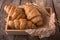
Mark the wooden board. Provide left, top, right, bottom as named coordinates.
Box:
left=12, top=0, right=20, bottom=6
left=0, top=0, right=4, bottom=9
left=21, top=0, right=31, bottom=5
left=53, top=0, right=60, bottom=23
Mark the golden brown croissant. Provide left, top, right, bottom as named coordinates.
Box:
left=26, top=21, right=36, bottom=29
left=19, top=19, right=36, bottom=30
left=24, top=4, right=41, bottom=19
left=19, top=19, right=27, bottom=30
left=4, top=5, right=16, bottom=16
left=31, top=16, right=43, bottom=26
left=4, top=5, right=26, bottom=20
left=24, top=3, right=43, bottom=26
left=14, top=19, right=20, bottom=29
left=7, top=20, right=14, bottom=29
left=12, top=7, right=25, bottom=20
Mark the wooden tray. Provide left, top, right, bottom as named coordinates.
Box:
left=5, top=7, right=52, bottom=35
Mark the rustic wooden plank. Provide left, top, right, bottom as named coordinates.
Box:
left=15, top=35, right=28, bottom=40
left=12, top=0, right=20, bottom=6
left=35, top=0, right=53, bottom=7
left=0, top=35, right=4, bottom=40
left=3, top=35, right=14, bottom=40
left=53, top=0, right=60, bottom=22
left=35, top=0, right=46, bottom=6
left=46, top=0, right=52, bottom=7
left=0, top=0, right=4, bottom=9
left=46, top=0, right=54, bottom=12
left=21, top=0, right=31, bottom=5
left=31, top=0, right=36, bottom=3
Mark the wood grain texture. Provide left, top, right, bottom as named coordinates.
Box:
left=21, top=0, right=31, bottom=5
left=33, top=0, right=54, bottom=12
left=12, top=0, right=20, bottom=6
left=53, top=0, right=60, bottom=23
left=14, top=35, right=28, bottom=40
left=0, top=0, right=4, bottom=9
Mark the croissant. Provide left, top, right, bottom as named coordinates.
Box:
left=4, top=5, right=16, bottom=16
left=7, top=21, right=14, bottom=29
left=24, top=4, right=41, bottom=19
left=14, top=19, right=20, bottom=29
left=24, top=3, right=43, bottom=26
left=12, top=7, right=25, bottom=20
left=26, top=21, right=36, bottom=29
left=4, top=5, right=26, bottom=20
left=19, top=19, right=27, bottom=30
left=31, top=16, right=43, bottom=26
left=19, top=19, right=36, bottom=30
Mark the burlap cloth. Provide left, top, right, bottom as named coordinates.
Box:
left=20, top=3, right=56, bottom=38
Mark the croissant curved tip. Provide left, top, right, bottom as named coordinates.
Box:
left=4, top=5, right=8, bottom=10
left=4, top=5, right=9, bottom=14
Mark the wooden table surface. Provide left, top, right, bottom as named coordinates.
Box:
left=0, top=0, right=60, bottom=40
